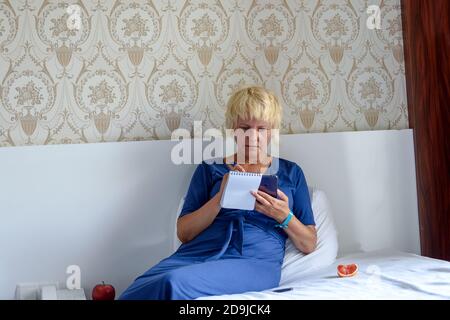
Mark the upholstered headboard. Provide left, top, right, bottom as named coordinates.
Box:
left=0, top=129, right=420, bottom=299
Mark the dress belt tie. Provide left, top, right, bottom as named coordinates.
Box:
left=203, top=214, right=284, bottom=262
left=204, top=215, right=245, bottom=261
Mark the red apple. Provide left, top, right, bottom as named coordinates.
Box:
left=92, top=281, right=115, bottom=300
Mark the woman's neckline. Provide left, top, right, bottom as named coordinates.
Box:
left=223, top=155, right=277, bottom=175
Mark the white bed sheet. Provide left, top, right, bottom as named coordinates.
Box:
left=197, top=250, right=450, bottom=300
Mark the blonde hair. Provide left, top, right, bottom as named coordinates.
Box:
left=225, top=85, right=282, bottom=129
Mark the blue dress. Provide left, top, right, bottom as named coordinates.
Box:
left=118, top=157, right=315, bottom=300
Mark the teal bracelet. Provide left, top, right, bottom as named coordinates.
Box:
left=274, top=211, right=294, bottom=229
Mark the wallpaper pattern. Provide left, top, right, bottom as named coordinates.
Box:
left=0, top=0, right=408, bottom=147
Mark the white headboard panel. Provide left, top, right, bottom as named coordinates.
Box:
left=278, top=130, right=420, bottom=257
left=0, top=129, right=420, bottom=299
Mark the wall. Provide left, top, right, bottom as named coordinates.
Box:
left=0, top=0, right=408, bottom=147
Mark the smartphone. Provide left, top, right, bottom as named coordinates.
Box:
left=258, top=175, right=278, bottom=198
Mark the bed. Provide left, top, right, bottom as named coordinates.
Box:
left=197, top=250, right=450, bottom=300
left=1, top=129, right=445, bottom=299
left=172, top=186, right=450, bottom=300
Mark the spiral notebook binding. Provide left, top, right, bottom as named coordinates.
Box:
left=230, top=171, right=262, bottom=176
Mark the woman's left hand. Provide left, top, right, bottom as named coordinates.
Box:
left=251, top=189, right=291, bottom=223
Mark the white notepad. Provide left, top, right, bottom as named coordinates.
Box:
left=220, top=171, right=263, bottom=210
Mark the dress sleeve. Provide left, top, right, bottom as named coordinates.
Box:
left=179, top=162, right=212, bottom=218
left=292, top=165, right=315, bottom=226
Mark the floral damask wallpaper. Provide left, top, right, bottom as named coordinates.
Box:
left=0, top=0, right=408, bottom=147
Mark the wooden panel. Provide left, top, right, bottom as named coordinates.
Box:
left=401, top=0, right=450, bottom=261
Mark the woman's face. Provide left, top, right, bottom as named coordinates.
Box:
left=234, top=117, right=272, bottom=163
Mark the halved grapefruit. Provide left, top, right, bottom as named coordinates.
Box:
left=337, top=263, right=358, bottom=277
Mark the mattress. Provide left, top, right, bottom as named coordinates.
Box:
left=197, top=250, right=450, bottom=300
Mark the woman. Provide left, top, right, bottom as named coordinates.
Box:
left=119, top=86, right=317, bottom=300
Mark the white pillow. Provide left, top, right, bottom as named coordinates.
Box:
left=172, top=187, right=339, bottom=285
left=280, top=187, right=338, bottom=286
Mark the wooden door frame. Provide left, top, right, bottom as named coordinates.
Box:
left=401, top=0, right=450, bottom=261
